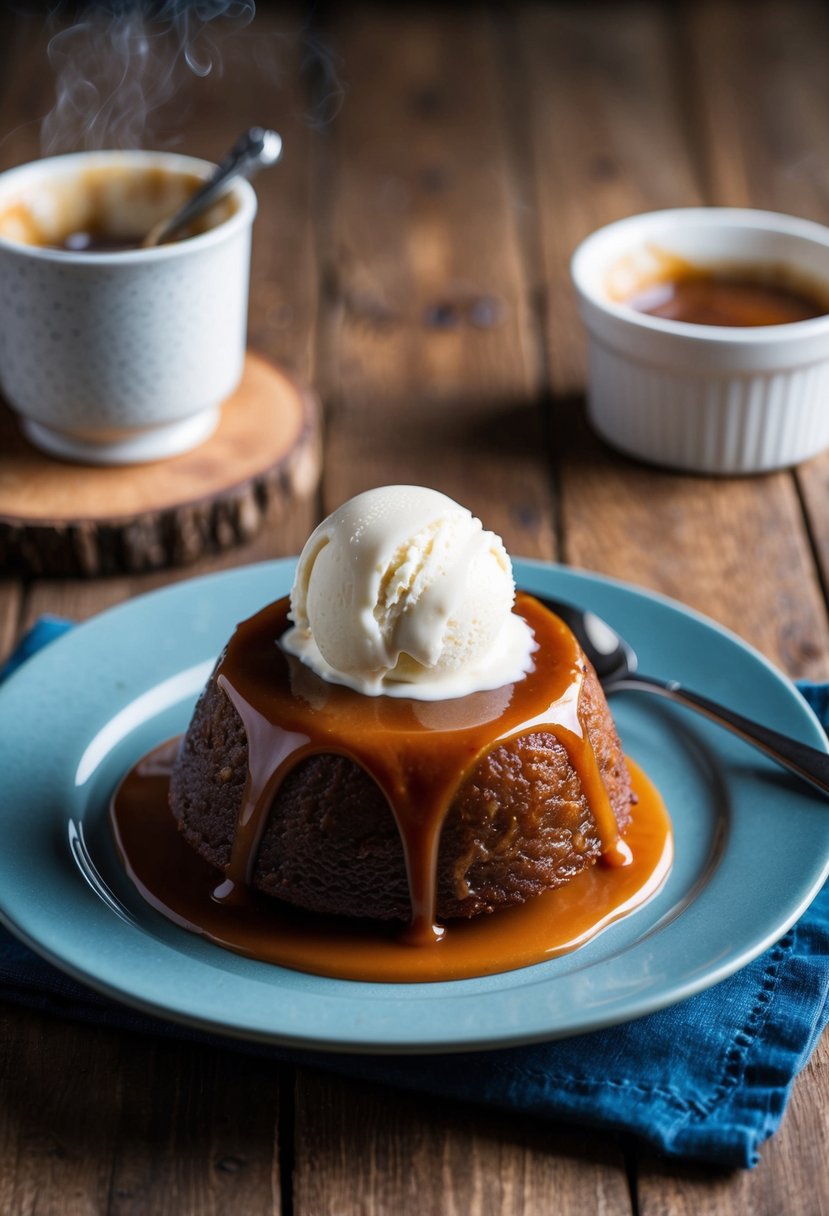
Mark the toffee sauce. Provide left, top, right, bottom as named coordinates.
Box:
left=216, top=594, right=629, bottom=944
left=627, top=271, right=826, bottom=327
left=110, top=594, right=673, bottom=982
left=111, top=744, right=671, bottom=983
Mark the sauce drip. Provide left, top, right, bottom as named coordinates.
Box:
left=210, top=594, right=626, bottom=943
left=110, top=743, right=672, bottom=982
left=627, top=273, right=826, bottom=327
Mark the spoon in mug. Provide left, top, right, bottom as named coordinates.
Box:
left=142, top=127, right=282, bottom=248
left=538, top=594, right=829, bottom=798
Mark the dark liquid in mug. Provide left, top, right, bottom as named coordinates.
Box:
left=58, top=230, right=145, bottom=253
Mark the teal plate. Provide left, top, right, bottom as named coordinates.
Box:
left=1, top=559, right=828, bottom=1054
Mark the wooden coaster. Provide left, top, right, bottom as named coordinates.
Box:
left=0, top=353, right=321, bottom=576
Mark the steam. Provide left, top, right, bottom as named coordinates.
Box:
left=40, top=1, right=256, bottom=155
left=301, top=28, right=345, bottom=131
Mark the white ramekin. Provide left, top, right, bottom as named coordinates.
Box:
left=571, top=208, right=829, bottom=475
left=0, top=151, right=257, bottom=465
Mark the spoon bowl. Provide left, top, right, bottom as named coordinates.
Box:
left=536, top=593, right=829, bottom=799
left=540, top=598, right=638, bottom=686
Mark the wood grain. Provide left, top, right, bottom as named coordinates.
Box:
left=293, top=1069, right=633, bottom=1216
left=0, top=582, right=22, bottom=663
left=0, top=1008, right=282, bottom=1216
left=315, top=4, right=555, bottom=561
left=519, top=0, right=704, bottom=397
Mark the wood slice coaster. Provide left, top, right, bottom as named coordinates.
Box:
left=0, top=353, right=321, bottom=577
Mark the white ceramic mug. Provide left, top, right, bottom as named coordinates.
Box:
left=0, top=150, right=257, bottom=465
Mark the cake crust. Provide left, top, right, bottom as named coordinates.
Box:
left=169, top=650, right=634, bottom=921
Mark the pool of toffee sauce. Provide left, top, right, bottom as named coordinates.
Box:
left=111, top=747, right=670, bottom=983
left=109, top=594, right=673, bottom=983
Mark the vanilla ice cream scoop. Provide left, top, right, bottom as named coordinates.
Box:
left=281, top=485, right=535, bottom=699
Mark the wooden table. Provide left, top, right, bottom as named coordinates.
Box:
left=1, top=3, right=828, bottom=1212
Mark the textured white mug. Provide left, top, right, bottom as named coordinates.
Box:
left=0, top=150, right=257, bottom=465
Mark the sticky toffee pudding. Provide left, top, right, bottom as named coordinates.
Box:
left=110, top=594, right=673, bottom=981
left=110, top=488, right=673, bottom=981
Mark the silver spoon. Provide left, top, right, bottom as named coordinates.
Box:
left=142, top=126, right=282, bottom=248
left=538, top=594, right=829, bottom=798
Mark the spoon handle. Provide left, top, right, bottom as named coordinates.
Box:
left=612, top=672, right=829, bottom=796
left=143, top=127, right=282, bottom=248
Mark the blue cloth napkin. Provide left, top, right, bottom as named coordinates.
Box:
left=1, top=619, right=827, bottom=1169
